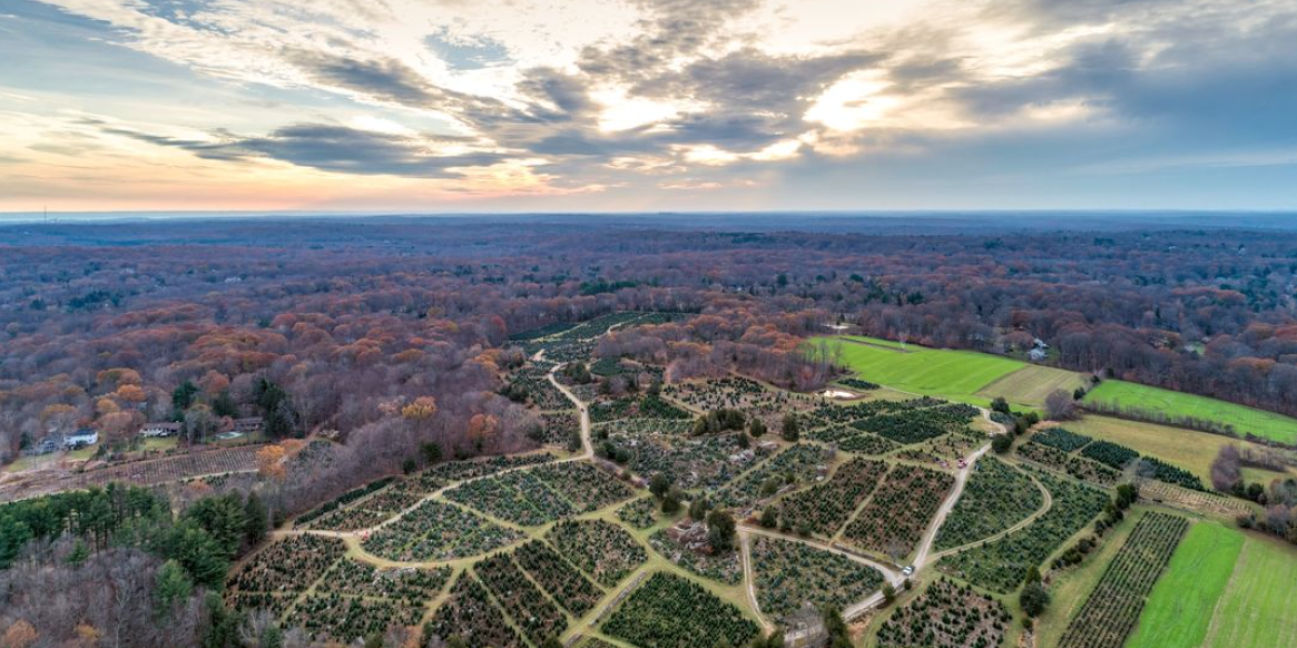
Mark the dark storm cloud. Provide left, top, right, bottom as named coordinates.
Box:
left=94, top=120, right=504, bottom=177
left=235, top=124, right=503, bottom=176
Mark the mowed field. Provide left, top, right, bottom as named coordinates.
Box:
left=1126, top=522, right=1297, bottom=648
left=1082, top=380, right=1297, bottom=445
left=977, top=364, right=1088, bottom=408
left=815, top=336, right=1027, bottom=408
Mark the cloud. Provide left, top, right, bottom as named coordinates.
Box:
left=96, top=120, right=507, bottom=177
left=290, top=52, right=442, bottom=106
left=232, top=124, right=506, bottom=176
left=5, top=0, right=1297, bottom=209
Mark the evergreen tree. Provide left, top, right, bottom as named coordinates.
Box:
left=212, top=390, right=238, bottom=418
left=261, top=626, right=284, bottom=648
left=154, top=559, right=193, bottom=619
left=781, top=414, right=800, bottom=442
left=201, top=592, right=242, bottom=648
left=243, top=492, right=268, bottom=547
left=662, top=488, right=683, bottom=514
left=689, top=496, right=711, bottom=521
left=0, top=514, right=32, bottom=569
left=706, top=509, right=736, bottom=552
left=66, top=540, right=90, bottom=567
left=164, top=521, right=229, bottom=588
left=1021, top=581, right=1050, bottom=617
left=184, top=493, right=248, bottom=558
left=172, top=381, right=200, bottom=418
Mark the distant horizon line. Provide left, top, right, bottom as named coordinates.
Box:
left=3, top=208, right=1296, bottom=224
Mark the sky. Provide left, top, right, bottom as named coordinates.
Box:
left=1, top=0, right=1295, bottom=213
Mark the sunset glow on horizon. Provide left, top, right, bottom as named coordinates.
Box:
left=2, top=0, right=1295, bottom=213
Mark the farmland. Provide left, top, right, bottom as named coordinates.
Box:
left=1082, top=380, right=1297, bottom=444
left=843, top=464, right=955, bottom=558
left=1127, top=522, right=1297, bottom=648
left=1056, top=512, right=1188, bottom=648
left=547, top=519, right=647, bottom=586
left=1018, top=425, right=1206, bottom=491
left=773, top=458, right=888, bottom=537
left=750, top=536, right=883, bottom=622
left=601, top=572, right=761, bottom=648
left=939, top=470, right=1109, bottom=593
left=1061, top=415, right=1292, bottom=485
left=179, top=326, right=1291, bottom=648
left=933, top=457, right=1043, bottom=551
left=874, top=579, right=1011, bottom=648
left=977, top=364, right=1089, bottom=408
left=812, top=336, right=1025, bottom=408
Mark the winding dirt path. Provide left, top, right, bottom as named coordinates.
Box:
left=909, top=441, right=992, bottom=573
left=739, top=530, right=776, bottom=634
left=548, top=362, right=593, bottom=459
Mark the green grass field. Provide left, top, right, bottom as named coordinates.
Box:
left=1082, top=380, right=1297, bottom=444
left=1203, top=534, right=1297, bottom=648
left=1126, top=522, right=1242, bottom=648
left=813, top=336, right=1027, bottom=408
left=1124, top=522, right=1297, bottom=648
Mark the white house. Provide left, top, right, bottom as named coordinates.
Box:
left=141, top=422, right=182, bottom=438
left=63, top=430, right=98, bottom=450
